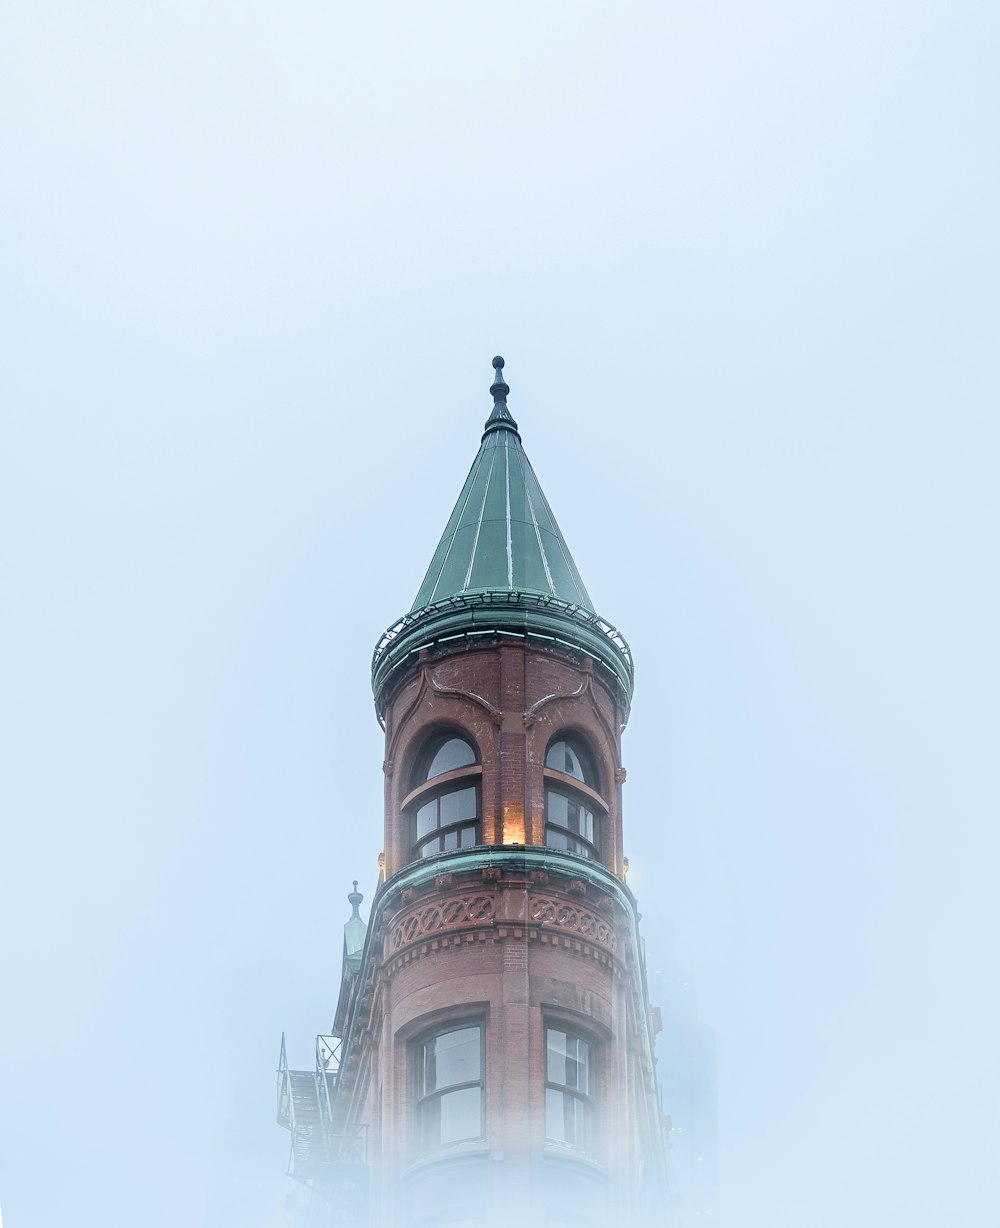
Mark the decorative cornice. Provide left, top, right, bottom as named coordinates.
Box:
left=372, top=592, right=634, bottom=724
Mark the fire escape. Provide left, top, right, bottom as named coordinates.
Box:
left=276, top=1033, right=367, bottom=1227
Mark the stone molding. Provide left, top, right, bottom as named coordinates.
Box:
left=381, top=876, right=621, bottom=978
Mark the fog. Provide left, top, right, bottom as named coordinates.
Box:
left=2, top=2, right=998, bottom=1225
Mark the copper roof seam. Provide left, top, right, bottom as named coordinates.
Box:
left=463, top=445, right=497, bottom=593
left=519, top=447, right=556, bottom=596
left=504, top=434, right=513, bottom=588
left=426, top=444, right=486, bottom=606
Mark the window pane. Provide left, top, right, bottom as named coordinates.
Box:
left=439, top=1085, right=482, bottom=1143
left=418, top=1092, right=441, bottom=1149
left=440, top=785, right=477, bottom=826
left=547, top=1028, right=568, bottom=1084
left=418, top=835, right=442, bottom=858
left=546, top=789, right=596, bottom=858
left=440, top=789, right=459, bottom=826
left=426, top=737, right=476, bottom=779
left=430, top=1026, right=480, bottom=1089
left=545, top=739, right=588, bottom=782
left=547, top=790, right=570, bottom=829
left=562, top=799, right=594, bottom=842
left=416, top=1025, right=484, bottom=1155
left=416, top=799, right=438, bottom=838
left=547, top=1030, right=589, bottom=1093
left=545, top=1087, right=585, bottom=1148
left=567, top=1035, right=589, bottom=1093
left=459, top=824, right=476, bottom=848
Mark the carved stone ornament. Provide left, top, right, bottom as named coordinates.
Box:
left=529, top=894, right=617, bottom=953
left=389, top=893, right=498, bottom=952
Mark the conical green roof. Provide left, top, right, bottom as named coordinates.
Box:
left=411, top=361, right=594, bottom=612
left=372, top=358, right=633, bottom=718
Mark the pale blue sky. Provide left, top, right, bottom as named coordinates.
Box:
left=2, top=2, right=998, bottom=1226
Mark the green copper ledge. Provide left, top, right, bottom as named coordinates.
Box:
left=371, top=591, right=634, bottom=719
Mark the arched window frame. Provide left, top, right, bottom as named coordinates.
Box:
left=412, top=1018, right=486, bottom=1158
left=542, top=734, right=608, bottom=862
left=541, top=1010, right=607, bottom=1159
left=544, top=1023, right=595, bottom=1154
left=403, top=730, right=483, bottom=862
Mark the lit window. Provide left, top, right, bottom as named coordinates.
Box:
left=545, top=1027, right=592, bottom=1152
left=415, top=1024, right=484, bottom=1154
left=414, top=787, right=478, bottom=857
left=544, top=738, right=601, bottom=861
left=409, top=734, right=480, bottom=860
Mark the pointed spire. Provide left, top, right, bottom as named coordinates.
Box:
left=483, top=354, right=520, bottom=438
left=408, top=353, right=594, bottom=612
left=371, top=355, right=635, bottom=719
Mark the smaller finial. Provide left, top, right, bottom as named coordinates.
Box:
left=348, top=880, right=364, bottom=916
left=490, top=355, right=509, bottom=402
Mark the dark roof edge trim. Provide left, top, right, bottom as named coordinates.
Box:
left=371, top=590, right=634, bottom=719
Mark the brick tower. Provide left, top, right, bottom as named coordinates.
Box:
left=277, top=358, right=670, bottom=1228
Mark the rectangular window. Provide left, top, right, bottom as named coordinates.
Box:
left=545, top=788, right=597, bottom=860
left=413, top=785, right=480, bottom=859
left=545, top=1027, right=592, bottom=1152
left=415, top=1024, right=484, bottom=1154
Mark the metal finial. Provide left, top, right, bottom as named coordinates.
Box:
left=490, top=354, right=509, bottom=402
left=348, top=880, right=364, bottom=915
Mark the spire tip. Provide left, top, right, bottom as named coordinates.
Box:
left=489, top=354, right=510, bottom=403
left=484, top=354, right=518, bottom=437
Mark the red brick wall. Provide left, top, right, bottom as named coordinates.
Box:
left=338, top=636, right=666, bottom=1226
left=381, top=638, right=625, bottom=879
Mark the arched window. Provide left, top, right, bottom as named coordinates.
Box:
left=407, top=733, right=481, bottom=860
left=544, top=736, right=603, bottom=861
